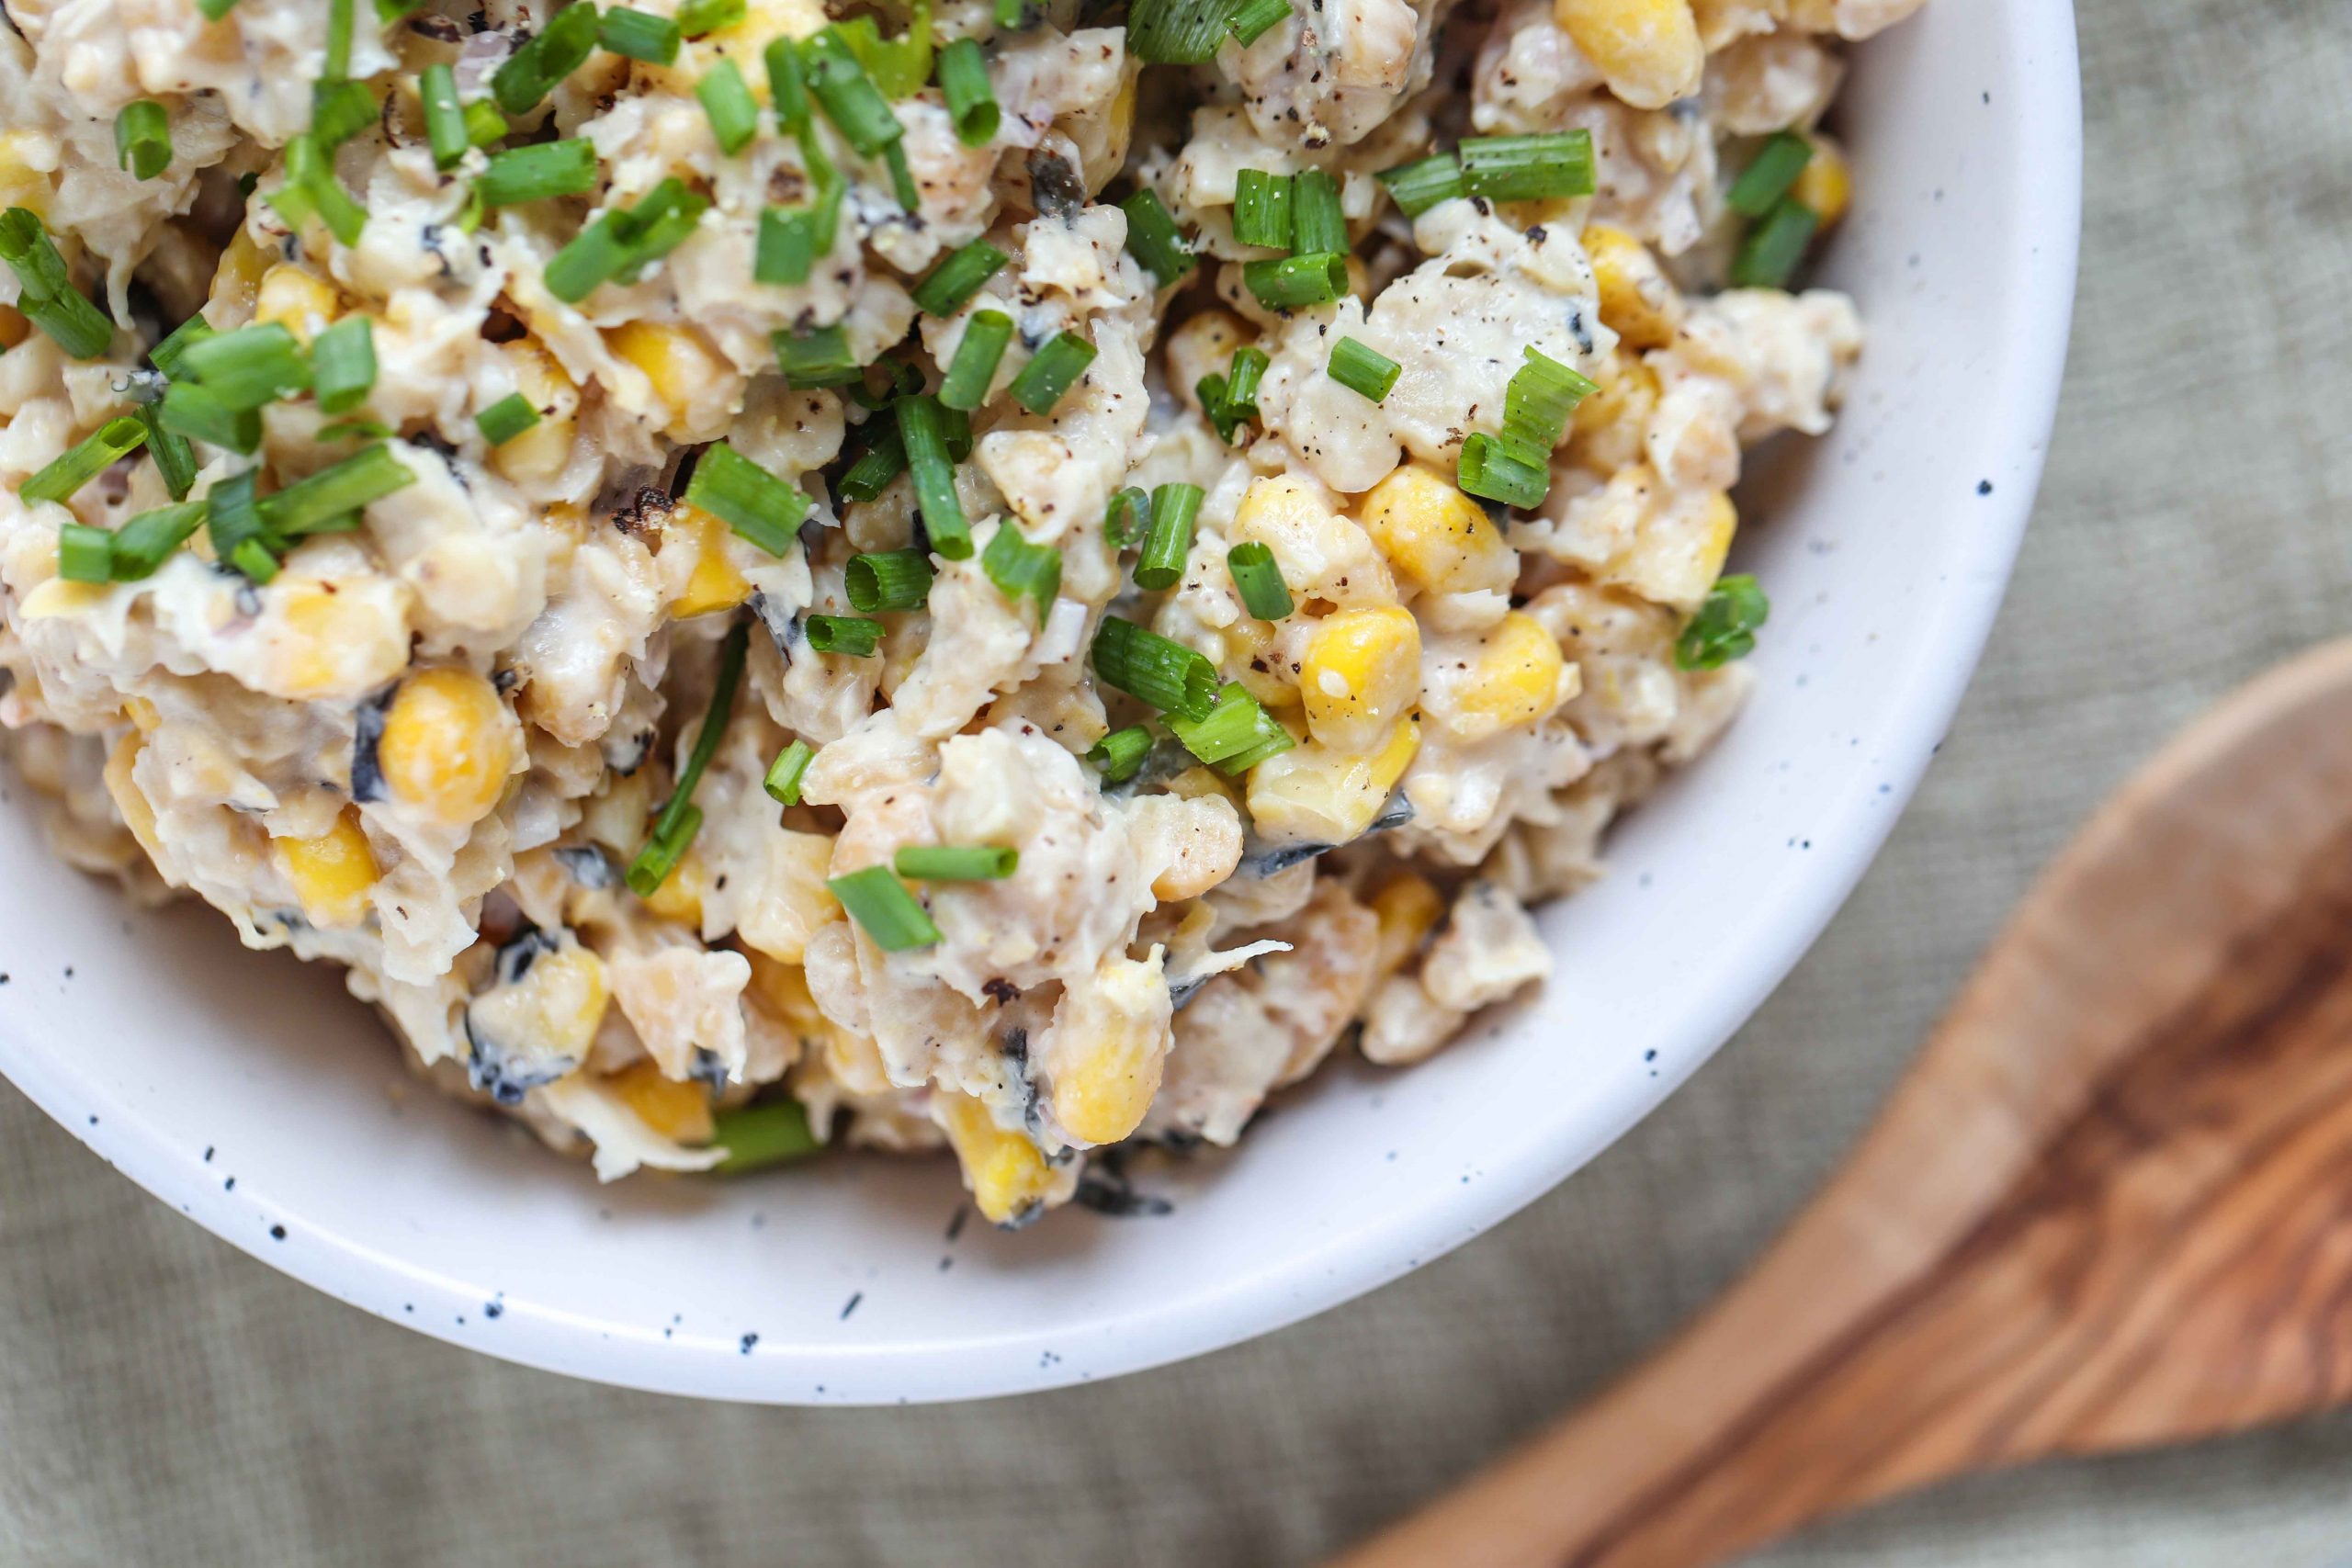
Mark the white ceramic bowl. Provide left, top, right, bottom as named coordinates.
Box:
left=0, top=0, right=2078, bottom=1404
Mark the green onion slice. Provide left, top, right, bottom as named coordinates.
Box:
left=754, top=205, right=817, bottom=285
left=1119, top=187, right=1194, bottom=287
left=763, top=739, right=815, bottom=806
left=310, top=315, right=377, bottom=417
left=1087, top=724, right=1151, bottom=784
left=1134, top=481, right=1201, bottom=592
left=1328, top=335, right=1400, bottom=403
left=1197, top=373, right=1239, bottom=445
left=109, top=499, right=208, bottom=580
left=1730, top=197, right=1820, bottom=289
left=147, top=313, right=213, bottom=379
left=1457, top=131, right=1597, bottom=203
left=981, top=521, right=1060, bottom=624
left=0, top=208, right=116, bottom=359
left=804, top=613, right=882, bottom=655
left=675, top=0, right=745, bottom=35
left=257, top=443, right=415, bottom=534
left=21, top=416, right=148, bottom=506
left=910, top=239, right=1009, bottom=317
left=158, top=383, right=261, bottom=454
left=599, top=6, right=681, bottom=62
left=1127, top=0, right=1238, bottom=62
left=894, top=843, right=1017, bottom=880
left=1726, top=131, right=1813, bottom=219
left=684, top=442, right=808, bottom=555
left=774, top=322, right=859, bottom=389
left=711, top=1098, right=822, bottom=1173
left=1227, top=540, right=1292, bottom=619
left=939, top=310, right=1012, bottom=411
left=311, top=79, right=379, bottom=152
left=1676, top=573, right=1770, bottom=671
left=836, top=428, right=908, bottom=502
left=179, top=321, right=311, bottom=411
left=324, top=0, right=356, bottom=77
left=1375, top=152, right=1463, bottom=219
left=1291, top=167, right=1344, bottom=254
left=57, top=523, right=112, bottom=583
left=801, top=30, right=903, bottom=157
left=844, top=547, right=934, bottom=612
left=936, top=37, right=999, bottom=147
left=1090, top=616, right=1218, bottom=722
left=1503, top=345, right=1597, bottom=457
left=1104, top=486, right=1150, bottom=549
left=896, top=393, right=970, bottom=558
left=1227, top=0, right=1288, bottom=43
left=492, top=0, right=603, bottom=116
left=696, top=57, right=761, bottom=154
left=765, top=37, right=810, bottom=130
left=1224, top=345, right=1269, bottom=418
left=1243, top=251, right=1347, bottom=310
left=1231, top=169, right=1292, bottom=250
left=628, top=615, right=750, bottom=895
left=205, top=470, right=271, bottom=581
left=479, top=139, right=599, bottom=206
left=137, top=405, right=198, bottom=501
left=1008, top=330, right=1096, bottom=416
left=464, top=97, right=509, bottom=148
left=475, top=391, right=542, bottom=446
left=1456, top=433, right=1547, bottom=509
left=826, top=864, right=940, bottom=950
left=1165, top=682, right=1294, bottom=773
left=115, top=102, right=172, bottom=181
left=420, top=64, right=471, bottom=170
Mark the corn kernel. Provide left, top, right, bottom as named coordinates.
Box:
left=252, top=265, right=342, bottom=344
left=1440, top=612, right=1569, bottom=738
left=1357, top=464, right=1518, bottom=597
left=1792, top=134, right=1852, bottom=227
left=492, top=338, right=579, bottom=485
left=668, top=501, right=752, bottom=618
left=935, top=1089, right=1057, bottom=1226
left=1299, top=604, right=1422, bottom=754
left=1554, top=0, right=1704, bottom=109
left=278, top=807, right=379, bottom=927
left=1568, top=349, right=1660, bottom=476
left=606, top=320, right=733, bottom=441
left=639, top=846, right=707, bottom=925
left=103, top=734, right=164, bottom=866
left=272, top=577, right=413, bottom=701
left=753, top=946, right=886, bottom=1092
left=1043, top=953, right=1170, bottom=1145
left=1244, top=716, right=1419, bottom=846
left=1370, top=873, right=1445, bottom=975
left=736, top=829, right=840, bottom=964
left=209, top=228, right=271, bottom=319
left=478, top=938, right=611, bottom=1063
left=1582, top=223, right=1684, bottom=351
left=1231, top=474, right=1396, bottom=606
left=1612, top=488, right=1736, bottom=611
left=0, top=133, right=51, bottom=217
left=375, top=667, right=519, bottom=826
left=609, top=1057, right=716, bottom=1144
left=21, top=578, right=109, bottom=619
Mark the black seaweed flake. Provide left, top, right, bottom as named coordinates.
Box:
left=551, top=844, right=616, bottom=889
left=350, top=682, right=397, bottom=803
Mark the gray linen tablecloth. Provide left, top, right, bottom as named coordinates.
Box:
left=6, top=0, right=2351, bottom=1562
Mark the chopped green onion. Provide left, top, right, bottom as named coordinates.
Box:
left=464, top=97, right=509, bottom=148
left=1726, top=131, right=1813, bottom=220
left=278, top=134, right=368, bottom=245
left=674, top=0, right=744, bottom=35
left=1090, top=616, right=1218, bottom=721
left=147, top=313, right=213, bottom=379
left=881, top=140, right=921, bottom=211
left=1375, top=152, right=1462, bottom=219
left=763, top=739, right=815, bottom=806
left=137, top=405, right=198, bottom=501
left=311, top=79, right=379, bottom=152
left=115, top=102, right=172, bottom=181
left=1008, top=330, right=1096, bottom=415
left=1134, top=481, right=1201, bottom=591
left=492, top=0, right=604, bottom=116
left=836, top=428, right=908, bottom=502
left=196, top=0, right=238, bottom=19
left=826, top=864, right=940, bottom=950
left=936, top=39, right=999, bottom=147
left=1227, top=0, right=1288, bottom=43
left=1231, top=169, right=1292, bottom=250
left=0, top=208, right=115, bottom=359
left=1328, top=335, right=1399, bottom=403
left=1503, top=345, right=1596, bottom=457
left=1087, top=724, right=1150, bottom=784
left=844, top=547, right=934, bottom=612
left=938, top=309, right=1012, bottom=411
left=309, top=316, right=377, bottom=417
left=57, top=523, right=112, bottom=583
left=711, top=1098, right=822, bottom=1174
left=773, top=322, right=860, bottom=389
left=1243, top=251, right=1347, bottom=310
left=981, top=521, right=1060, bottom=624
left=1165, top=682, right=1293, bottom=773
left=179, top=322, right=311, bottom=411
left=696, top=57, right=760, bottom=154
left=1457, top=433, right=1547, bottom=509
left=753, top=206, right=817, bottom=284
left=1197, top=373, right=1239, bottom=444
left=895, top=393, right=969, bottom=559
left=109, top=499, right=208, bottom=580
left=1676, top=574, right=1769, bottom=671
left=324, top=0, right=356, bottom=76
left=1457, top=131, right=1596, bottom=203
left=20, top=416, right=147, bottom=506
left=910, top=239, right=1009, bottom=317
left=257, top=443, right=415, bottom=534
left=1227, top=540, right=1292, bottom=619
left=684, top=441, right=808, bottom=555
left=1105, top=486, right=1150, bottom=549
left=419, top=64, right=471, bottom=170
left=994, top=0, right=1025, bottom=27
left=832, top=6, right=933, bottom=98
left=801, top=30, right=903, bottom=157
left=598, top=5, right=680, bottom=62
left=804, top=613, right=882, bottom=655
left=1291, top=168, right=1344, bottom=254
left=1118, top=187, right=1194, bottom=287
left=158, top=383, right=261, bottom=453
left=895, top=842, right=1017, bottom=880
left=205, top=470, right=272, bottom=581
left=1224, top=345, right=1268, bottom=418
left=628, top=615, right=750, bottom=894
left=611, top=177, right=707, bottom=280
left=765, top=38, right=809, bottom=130
left=479, top=139, right=599, bottom=206
left=314, top=417, right=395, bottom=442
left=1731, top=197, right=1819, bottom=289
left=474, top=391, right=541, bottom=446
left=545, top=214, right=633, bottom=302
left=1126, top=0, right=1238, bottom=62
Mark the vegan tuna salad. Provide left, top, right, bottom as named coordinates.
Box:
left=0, top=0, right=1917, bottom=1224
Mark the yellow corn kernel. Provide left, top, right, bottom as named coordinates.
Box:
left=375, top=667, right=519, bottom=826
left=1232, top=474, right=1396, bottom=606
left=278, top=807, right=379, bottom=927
left=273, top=578, right=411, bottom=701
left=0, top=133, right=51, bottom=217
left=1582, top=223, right=1684, bottom=351
left=668, top=501, right=752, bottom=617
left=638, top=846, right=707, bottom=925
left=492, top=339, right=579, bottom=484
left=1453, top=612, right=1569, bottom=734
left=1244, top=716, right=1419, bottom=846
left=0, top=305, right=28, bottom=352
left=122, top=696, right=161, bottom=733
left=1043, top=954, right=1169, bottom=1146
left=1299, top=604, right=1422, bottom=754
left=21, top=578, right=109, bottom=618
left=607, top=320, right=729, bottom=440
left=209, top=227, right=271, bottom=319
left=1357, top=463, right=1519, bottom=597
left=1370, top=872, right=1444, bottom=974
left=736, top=829, right=840, bottom=964
left=1792, top=134, right=1851, bottom=227
left=480, top=938, right=611, bottom=1062
left=935, top=1089, right=1057, bottom=1226
left=609, top=1057, right=716, bottom=1144
left=754, top=950, right=888, bottom=1091
left=103, top=734, right=164, bottom=865
left=252, top=265, right=342, bottom=344
left=1568, top=349, right=1660, bottom=475
left=1554, top=0, right=1704, bottom=110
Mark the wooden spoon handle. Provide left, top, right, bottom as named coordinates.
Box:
left=1333, top=640, right=2352, bottom=1568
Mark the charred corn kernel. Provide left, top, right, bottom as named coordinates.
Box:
left=1453, top=612, right=1569, bottom=733
left=492, top=338, right=579, bottom=484
left=1792, top=134, right=1851, bottom=227
left=669, top=501, right=752, bottom=617
left=1370, top=873, right=1445, bottom=974
left=103, top=734, right=163, bottom=864
left=609, top=1058, right=716, bottom=1144
left=1166, top=308, right=1252, bottom=407
left=0, top=305, right=28, bottom=352
left=1300, top=604, right=1421, bottom=753
left=1582, top=223, right=1684, bottom=351
left=209, top=227, right=271, bottom=319
left=1358, top=464, right=1518, bottom=597
left=639, top=845, right=707, bottom=925
left=278, top=807, right=379, bottom=927
left=376, top=667, right=519, bottom=826
left=1555, top=0, right=1703, bottom=109
left=607, top=320, right=729, bottom=440
left=1244, top=716, right=1419, bottom=846
left=935, top=1089, right=1057, bottom=1226
left=1232, top=474, right=1396, bottom=606
left=252, top=265, right=342, bottom=344
left=1044, top=953, right=1170, bottom=1145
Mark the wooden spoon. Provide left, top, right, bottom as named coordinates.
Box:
left=1335, top=638, right=2352, bottom=1568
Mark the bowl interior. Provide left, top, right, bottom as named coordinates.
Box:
left=0, top=0, right=2078, bottom=1404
